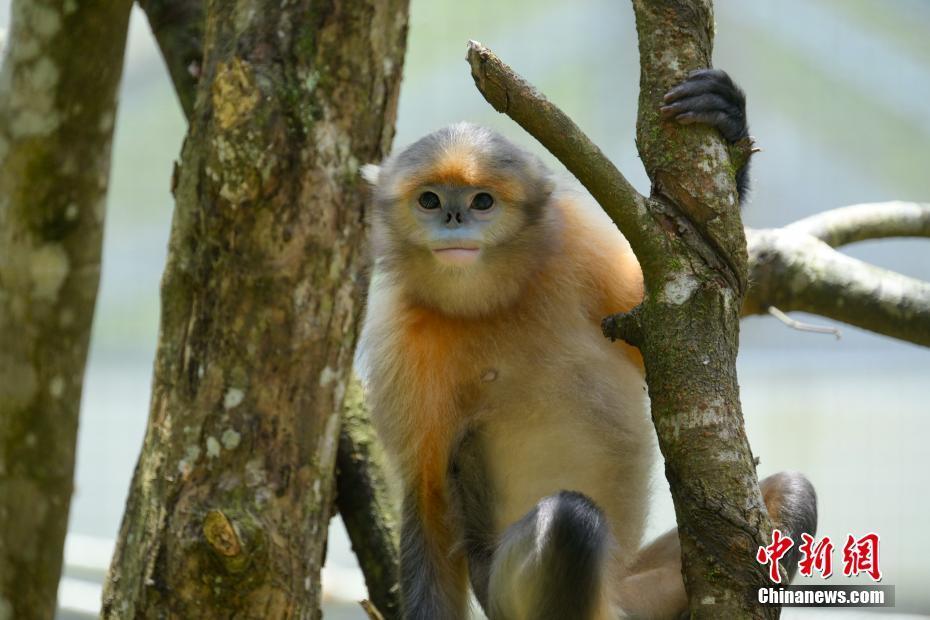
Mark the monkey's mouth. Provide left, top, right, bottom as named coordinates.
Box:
left=432, top=247, right=481, bottom=266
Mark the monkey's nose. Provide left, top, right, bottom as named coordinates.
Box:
left=444, top=210, right=465, bottom=228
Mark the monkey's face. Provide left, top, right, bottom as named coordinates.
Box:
left=362, top=123, right=554, bottom=316
left=386, top=183, right=529, bottom=269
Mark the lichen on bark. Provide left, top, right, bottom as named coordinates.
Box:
left=102, top=1, right=408, bottom=617
left=631, top=4, right=775, bottom=616
left=0, top=1, right=133, bottom=617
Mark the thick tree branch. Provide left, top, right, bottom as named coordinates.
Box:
left=0, top=1, right=132, bottom=617
left=785, top=201, right=930, bottom=248
left=134, top=1, right=405, bottom=614
left=746, top=228, right=930, bottom=346
left=466, top=41, right=665, bottom=268
left=103, top=0, right=408, bottom=615
left=629, top=4, right=772, bottom=617
left=137, top=0, right=204, bottom=118
left=336, top=377, right=401, bottom=619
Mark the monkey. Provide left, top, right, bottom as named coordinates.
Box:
left=356, top=69, right=816, bottom=619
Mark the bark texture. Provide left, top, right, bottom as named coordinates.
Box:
left=0, top=1, right=132, bottom=617
left=139, top=4, right=405, bottom=610
left=471, top=1, right=778, bottom=615
left=630, top=4, right=774, bottom=616
left=336, top=376, right=401, bottom=619
left=102, top=0, right=408, bottom=617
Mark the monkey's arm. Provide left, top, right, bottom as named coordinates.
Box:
left=660, top=69, right=751, bottom=204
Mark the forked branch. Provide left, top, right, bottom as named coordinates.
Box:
left=467, top=42, right=930, bottom=349
left=466, top=27, right=929, bottom=618
left=745, top=225, right=930, bottom=347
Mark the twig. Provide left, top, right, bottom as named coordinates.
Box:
left=360, top=599, right=386, bottom=620
left=767, top=306, right=841, bottom=339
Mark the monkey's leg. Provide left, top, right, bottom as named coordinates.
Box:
left=486, top=491, right=613, bottom=620
left=618, top=471, right=818, bottom=619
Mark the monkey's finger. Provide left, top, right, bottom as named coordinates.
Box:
left=685, top=68, right=732, bottom=84
left=672, top=110, right=746, bottom=143
left=663, top=79, right=736, bottom=104
left=659, top=93, right=738, bottom=119
left=663, top=69, right=741, bottom=104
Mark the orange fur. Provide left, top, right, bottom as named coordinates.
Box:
left=403, top=308, right=460, bottom=506
left=394, top=305, right=474, bottom=603
left=393, top=192, right=647, bottom=504
left=431, top=146, right=482, bottom=187
left=555, top=193, right=646, bottom=369
left=396, top=149, right=529, bottom=204
left=359, top=125, right=652, bottom=616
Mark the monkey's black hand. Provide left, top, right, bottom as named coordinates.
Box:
left=661, top=69, right=747, bottom=143
left=660, top=69, right=751, bottom=203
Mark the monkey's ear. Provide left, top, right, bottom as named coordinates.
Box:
left=360, top=164, right=381, bottom=185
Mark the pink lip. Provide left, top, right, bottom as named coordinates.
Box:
left=432, top=247, right=480, bottom=266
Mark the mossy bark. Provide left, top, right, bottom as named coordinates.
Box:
left=0, top=1, right=132, bottom=618
left=336, top=376, right=401, bottom=619
left=631, top=1, right=776, bottom=617
left=138, top=4, right=406, bottom=611
left=102, top=1, right=408, bottom=617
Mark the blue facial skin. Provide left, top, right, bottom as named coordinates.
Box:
left=413, top=185, right=498, bottom=249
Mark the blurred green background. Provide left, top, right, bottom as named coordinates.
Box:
left=2, top=0, right=928, bottom=617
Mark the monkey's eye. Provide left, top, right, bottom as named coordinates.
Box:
left=418, top=191, right=441, bottom=210
left=471, top=192, right=494, bottom=211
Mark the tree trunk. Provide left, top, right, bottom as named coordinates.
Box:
left=102, top=0, right=408, bottom=617
left=136, top=2, right=406, bottom=611
left=629, top=2, right=776, bottom=616
left=0, top=1, right=132, bottom=617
